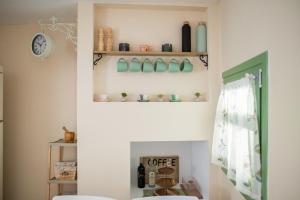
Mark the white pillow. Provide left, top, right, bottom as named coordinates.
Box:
left=53, top=195, right=116, bottom=200
left=132, top=196, right=199, bottom=200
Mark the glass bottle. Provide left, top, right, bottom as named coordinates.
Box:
left=182, top=21, right=191, bottom=52
left=196, top=22, right=207, bottom=52
left=138, top=163, right=145, bottom=188
left=148, top=161, right=156, bottom=188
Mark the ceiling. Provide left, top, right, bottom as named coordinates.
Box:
left=0, top=0, right=78, bottom=25
left=0, top=0, right=218, bottom=25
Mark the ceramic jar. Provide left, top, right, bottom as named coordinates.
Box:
left=139, top=44, right=151, bottom=52
left=119, top=43, right=130, bottom=51
left=162, top=43, right=172, bottom=52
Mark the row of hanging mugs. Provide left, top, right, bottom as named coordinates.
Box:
left=117, top=57, right=193, bottom=73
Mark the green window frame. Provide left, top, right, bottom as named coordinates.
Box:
left=222, top=52, right=268, bottom=200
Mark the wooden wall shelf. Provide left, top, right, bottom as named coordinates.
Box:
left=94, top=51, right=207, bottom=57
left=93, top=51, right=208, bottom=69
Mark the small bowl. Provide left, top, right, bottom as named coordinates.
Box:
left=94, top=94, right=109, bottom=102
left=64, top=132, right=75, bottom=143
left=138, top=94, right=149, bottom=102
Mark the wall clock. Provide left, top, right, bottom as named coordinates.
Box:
left=31, top=33, right=52, bottom=58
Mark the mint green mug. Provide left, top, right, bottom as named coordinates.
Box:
left=130, top=57, right=142, bottom=72
left=142, top=58, right=154, bottom=72
left=169, top=58, right=180, bottom=73
left=117, top=58, right=128, bottom=72
left=155, top=58, right=167, bottom=72
left=180, top=58, right=193, bottom=72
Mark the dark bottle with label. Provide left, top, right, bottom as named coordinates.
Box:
left=137, top=163, right=145, bottom=188
left=182, top=21, right=191, bottom=52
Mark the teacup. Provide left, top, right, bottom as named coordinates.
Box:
left=180, top=58, right=193, bottom=72
left=142, top=58, right=154, bottom=72
left=170, top=94, right=180, bottom=102
left=130, top=57, right=142, bottom=72
left=155, top=58, right=167, bottom=72
left=117, top=58, right=128, bottom=72
left=169, top=58, right=180, bottom=73
left=138, top=94, right=149, bottom=101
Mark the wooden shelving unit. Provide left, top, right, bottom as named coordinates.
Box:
left=48, top=139, right=77, bottom=200
left=93, top=51, right=208, bottom=68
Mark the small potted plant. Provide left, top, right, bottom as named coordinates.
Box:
left=121, top=92, right=128, bottom=102
left=194, top=92, right=202, bottom=102
left=157, top=94, right=164, bottom=102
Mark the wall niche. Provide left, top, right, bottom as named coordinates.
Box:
left=93, top=4, right=209, bottom=102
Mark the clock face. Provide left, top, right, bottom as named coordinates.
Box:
left=32, top=34, right=47, bottom=56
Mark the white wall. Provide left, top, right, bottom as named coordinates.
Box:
left=218, top=0, right=300, bottom=199
left=0, top=24, right=77, bottom=200
left=192, top=141, right=209, bottom=199
left=0, top=66, right=3, bottom=200
left=77, top=2, right=220, bottom=200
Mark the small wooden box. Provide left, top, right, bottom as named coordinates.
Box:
left=54, top=162, right=77, bottom=180
left=140, top=156, right=179, bottom=184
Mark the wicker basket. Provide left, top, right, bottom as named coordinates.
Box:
left=54, top=162, right=77, bottom=180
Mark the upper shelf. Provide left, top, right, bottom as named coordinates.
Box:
left=93, top=51, right=208, bottom=68
left=94, top=50, right=207, bottom=57
left=49, top=139, right=77, bottom=147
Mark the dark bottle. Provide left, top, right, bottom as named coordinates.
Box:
left=137, top=163, right=145, bottom=188
left=182, top=21, right=191, bottom=52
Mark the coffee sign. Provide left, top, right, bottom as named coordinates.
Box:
left=140, top=156, right=179, bottom=184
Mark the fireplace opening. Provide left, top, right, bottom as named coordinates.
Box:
left=130, top=141, right=209, bottom=199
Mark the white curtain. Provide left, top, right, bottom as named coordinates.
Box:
left=212, top=75, right=262, bottom=200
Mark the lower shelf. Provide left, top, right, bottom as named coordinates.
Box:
left=48, top=177, right=77, bottom=184
left=55, top=193, right=77, bottom=195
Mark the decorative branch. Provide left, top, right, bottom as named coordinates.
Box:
left=38, top=16, right=77, bottom=51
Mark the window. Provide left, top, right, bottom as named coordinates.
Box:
left=212, top=52, right=268, bottom=200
